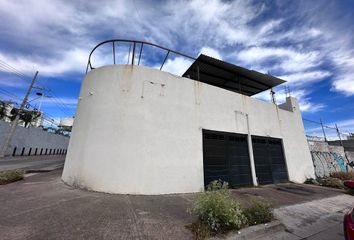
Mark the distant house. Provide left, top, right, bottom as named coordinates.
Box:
left=0, top=100, right=43, bottom=128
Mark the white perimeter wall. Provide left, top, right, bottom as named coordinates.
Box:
left=62, top=65, right=315, bottom=194
left=0, top=121, right=69, bottom=156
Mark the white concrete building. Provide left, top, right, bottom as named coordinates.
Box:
left=62, top=40, right=315, bottom=195
left=59, top=117, right=74, bottom=132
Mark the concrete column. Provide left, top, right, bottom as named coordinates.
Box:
left=246, top=114, right=258, bottom=186
left=235, top=111, right=258, bottom=186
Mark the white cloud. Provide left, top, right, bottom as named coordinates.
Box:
left=329, top=48, right=354, bottom=95
left=0, top=0, right=353, bottom=100
left=277, top=71, right=331, bottom=84
left=237, top=47, right=322, bottom=72
left=298, top=101, right=325, bottom=112
left=329, top=119, right=354, bottom=133
left=160, top=57, right=193, bottom=76
left=236, top=46, right=331, bottom=89
left=332, top=75, right=354, bottom=96
left=253, top=89, right=325, bottom=113
left=0, top=49, right=88, bottom=76
left=199, top=47, right=222, bottom=60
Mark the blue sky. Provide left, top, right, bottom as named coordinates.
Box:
left=0, top=0, right=353, bottom=136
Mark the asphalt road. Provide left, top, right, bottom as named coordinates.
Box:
left=0, top=155, right=65, bottom=172
left=0, top=168, right=352, bottom=240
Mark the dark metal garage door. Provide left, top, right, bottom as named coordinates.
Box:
left=203, top=130, right=252, bottom=188
left=252, top=136, right=288, bottom=185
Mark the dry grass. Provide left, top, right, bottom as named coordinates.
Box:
left=318, top=177, right=344, bottom=189
left=0, top=169, right=24, bottom=185
left=243, top=198, right=274, bottom=226
left=330, top=171, right=354, bottom=181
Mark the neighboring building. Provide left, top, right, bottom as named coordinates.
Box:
left=59, top=117, right=74, bottom=132
left=0, top=100, right=43, bottom=128
left=62, top=40, right=315, bottom=195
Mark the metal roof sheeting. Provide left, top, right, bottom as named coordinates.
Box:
left=182, top=54, right=286, bottom=96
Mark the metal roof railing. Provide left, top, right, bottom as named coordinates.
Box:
left=86, top=39, right=196, bottom=74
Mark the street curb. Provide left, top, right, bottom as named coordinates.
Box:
left=211, top=220, right=285, bottom=240
left=0, top=155, right=65, bottom=162
left=25, top=164, right=64, bottom=173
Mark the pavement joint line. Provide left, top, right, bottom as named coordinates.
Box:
left=126, top=195, right=143, bottom=240
left=285, top=228, right=307, bottom=240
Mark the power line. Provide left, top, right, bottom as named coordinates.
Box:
left=0, top=59, right=31, bottom=79
left=0, top=62, right=27, bottom=78
left=49, top=96, right=73, bottom=116
left=51, top=93, right=74, bottom=109
left=0, top=60, right=74, bottom=126
left=0, top=88, right=22, bottom=102
left=33, top=83, right=75, bottom=117
left=0, top=89, right=59, bottom=127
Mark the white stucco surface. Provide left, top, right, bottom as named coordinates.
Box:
left=62, top=65, right=315, bottom=194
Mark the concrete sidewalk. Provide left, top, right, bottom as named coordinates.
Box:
left=0, top=155, right=65, bottom=172
left=0, top=170, right=195, bottom=240
left=0, top=170, right=352, bottom=239
left=231, top=182, right=346, bottom=208
left=273, top=194, right=351, bottom=239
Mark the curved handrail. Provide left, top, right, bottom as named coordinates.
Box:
left=86, top=39, right=196, bottom=74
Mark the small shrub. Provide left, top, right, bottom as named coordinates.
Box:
left=0, top=169, right=24, bottom=185
left=243, top=198, right=274, bottom=226
left=206, top=179, right=229, bottom=192
left=189, top=180, right=247, bottom=235
left=346, top=189, right=354, bottom=196
left=304, top=178, right=318, bottom=185
left=318, top=177, right=344, bottom=189
left=330, top=172, right=354, bottom=181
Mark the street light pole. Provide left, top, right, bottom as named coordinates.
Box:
left=0, top=71, right=39, bottom=158
left=38, top=93, right=44, bottom=111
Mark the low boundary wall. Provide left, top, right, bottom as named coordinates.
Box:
left=308, top=140, right=351, bottom=178
left=0, top=121, right=69, bottom=157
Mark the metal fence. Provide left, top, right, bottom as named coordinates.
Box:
left=303, top=118, right=353, bottom=142
left=303, top=118, right=354, bottom=178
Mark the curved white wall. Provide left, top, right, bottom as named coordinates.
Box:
left=62, top=65, right=315, bottom=195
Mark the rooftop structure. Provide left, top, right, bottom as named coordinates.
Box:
left=183, top=54, right=285, bottom=96
left=85, top=39, right=285, bottom=97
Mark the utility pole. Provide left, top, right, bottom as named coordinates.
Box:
left=320, top=119, right=327, bottom=142
left=335, top=123, right=344, bottom=147
left=0, top=71, right=39, bottom=158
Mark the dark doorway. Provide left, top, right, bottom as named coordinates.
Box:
left=252, top=136, right=288, bottom=185
left=203, top=130, right=252, bottom=188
